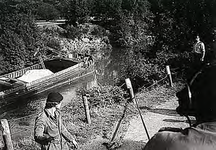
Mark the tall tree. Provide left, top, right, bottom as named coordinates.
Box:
left=0, top=1, right=42, bottom=74
left=60, top=0, right=94, bottom=26
left=36, top=2, right=60, bottom=20
left=149, top=0, right=216, bottom=54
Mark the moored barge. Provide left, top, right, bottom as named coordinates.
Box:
left=0, top=56, right=96, bottom=108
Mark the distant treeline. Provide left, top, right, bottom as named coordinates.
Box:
left=1, top=0, right=216, bottom=87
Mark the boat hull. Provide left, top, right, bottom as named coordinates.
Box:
left=0, top=58, right=96, bottom=109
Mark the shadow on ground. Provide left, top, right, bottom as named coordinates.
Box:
left=80, top=138, right=146, bottom=150
left=140, top=106, right=178, bottom=117
left=163, top=118, right=196, bottom=125
left=140, top=106, right=196, bottom=126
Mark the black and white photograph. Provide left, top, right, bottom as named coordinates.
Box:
left=0, top=0, right=216, bottom=149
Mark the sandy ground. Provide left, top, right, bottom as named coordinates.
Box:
left=124, top=97, right=189, bottom=143
left=79, top=92, right=192, bottom=150
left=8, top=83, right=190, bottom=150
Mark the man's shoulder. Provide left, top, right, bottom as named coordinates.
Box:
left=144, top=127, right=216, bottom=150
left=200, top=41, right=205, bottom=46
left=156, top=127, right=216, bottom=140
left=195, top=41, right=205, bottom=46
left=36, top=111, right=47, bottom=120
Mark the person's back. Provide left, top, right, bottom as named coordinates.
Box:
left=144, top=62, right=216, bottom=150
left=144, top=124, right=216, bottom=150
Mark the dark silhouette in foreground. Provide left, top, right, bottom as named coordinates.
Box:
left=144, top=62, right=216, bottom=150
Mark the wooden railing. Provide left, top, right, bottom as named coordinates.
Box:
left=0, top=53, right=95, bottom=99
left=0, top=64, right=42, bottom=79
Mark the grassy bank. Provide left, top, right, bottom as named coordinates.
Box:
left=7, top=82, right=183, bottom=150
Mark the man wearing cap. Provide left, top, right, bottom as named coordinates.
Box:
left=34, top=92, right=78, bottom=150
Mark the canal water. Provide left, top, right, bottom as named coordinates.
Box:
left=0, top=46, right=126, bottom=117
left=96, top=47, right=127, bottom=86
left=8, top=48, right=125, bottom=113
left=0, top=47, right=127, bottom=147
left=0, top=70, right=96, bottom=145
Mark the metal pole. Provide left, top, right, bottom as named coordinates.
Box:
left=134, top=98, right=150, bottom=140
left=125, top=78, right=150, bottom=140
left=110, top=102, right=129, bottom=142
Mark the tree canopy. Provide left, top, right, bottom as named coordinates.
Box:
left=1, top=0, right=216, bottom=86
left=0, top=1, right=41, bottom=74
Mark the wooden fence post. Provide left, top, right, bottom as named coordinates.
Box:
left=82, top=95, right=91, bottom=124
left=166, top=65, right=173, bottom=87
left=1, top=119, right=14, bottom=150
left=125, top=78, right=135, bottom=103
left=125, top=78, right=150, bottom=140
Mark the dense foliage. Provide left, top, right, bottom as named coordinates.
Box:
left=1, top=0, right=216, bottom=86
left=0, top=1, right=41, bottom=74
left=146, top=0, right=216, bottom=83
left=149, top=0, right=216, bottom=56
left=36, top=2, right=60, bottom=21
left=77, top=86, right=126, bottom=108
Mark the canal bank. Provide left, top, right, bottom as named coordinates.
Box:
left=2, top=70, right=97, bottom=150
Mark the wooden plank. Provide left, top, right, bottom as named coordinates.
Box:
left=0, top=64, right=42, bottom=79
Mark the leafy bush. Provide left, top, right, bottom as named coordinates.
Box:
left=36, top=2, right=60, bottom=21
left=61, top=0, right=94, bottom=26
left=65, top=23, right=108, bottom=40
left=77, top=86, right=126, bottom=108
left=0, top=3, right=41, bottom=74
left=65, top=25, right=83, bottom=39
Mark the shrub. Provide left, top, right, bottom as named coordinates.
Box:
left=0, top=4, right=41, bottom=74
left=77, top=86, right=126, bottom=108
left=65, top=25, right=83, bottom=39
left=36, top=2, right=60, bottom=21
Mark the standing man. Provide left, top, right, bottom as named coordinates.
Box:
left=34, top=92, right=78, bottom=150
left=193, top=35, right=205, bottom=62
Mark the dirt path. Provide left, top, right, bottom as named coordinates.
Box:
left=124, top=97, right=189, bottom=143
left=79, top=86, right=192, bottom=150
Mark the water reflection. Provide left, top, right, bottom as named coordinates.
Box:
left=0, top=46, right=126, bottom=143
left=96, top=47, right=126, bottom=86
left=0, top=46, right=126, bottom=118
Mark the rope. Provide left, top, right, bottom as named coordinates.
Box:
left=146, top=75, right=168, bottom=89
left=119, top=83, right=125, bottom=88
left=138, top=75, right=168, bottom=92
left=8, top=71, right=168, bottom=122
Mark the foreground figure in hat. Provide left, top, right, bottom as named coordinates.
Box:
left=144, top=63, right=216, bottom=150
left=34, top=92, right=78, bottom=150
